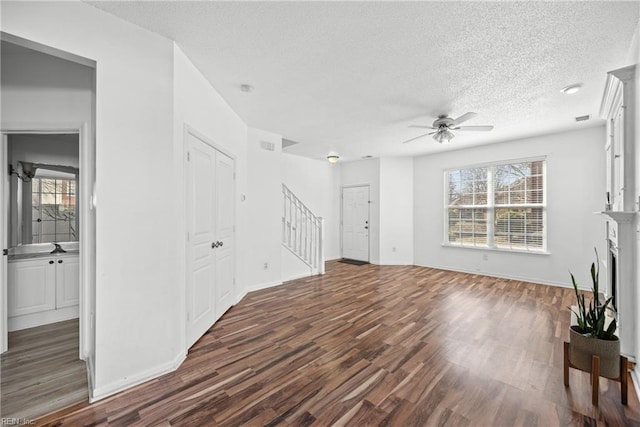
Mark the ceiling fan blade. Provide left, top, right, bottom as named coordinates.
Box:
left=450, top=112, right=478, bottom=126
left=401, top=133, right=431, bottom=144
left=454, top=125, right=494, bottom=131
left=408, top=125, right=436, bottom=129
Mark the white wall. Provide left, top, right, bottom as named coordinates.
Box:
left=340, top=159, right=380, bottom=264
left=246, top=128, right=283, bottom=290
left=281, top=152, right=340, bottom=280
left=414, top=126, right=607, bottom=288
left=379, top=157, right=413, bottom=265
left=0, top=43, right=93, bottom=128
left=2, top=1, right=179, bottom=399
left=172, top=44, right=248, bottom=353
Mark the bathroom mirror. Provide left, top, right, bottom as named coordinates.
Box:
left=8, top=134, right=80, bottom=247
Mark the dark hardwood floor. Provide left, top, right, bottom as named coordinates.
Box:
left=37, top=261, right=640, bottom=426
left=1, top=319, right=88, bottom=421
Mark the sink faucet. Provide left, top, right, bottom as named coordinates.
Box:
left=50, top=243, right=66, bottom=254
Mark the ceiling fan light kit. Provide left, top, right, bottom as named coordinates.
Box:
left=327, top=154, right=339, bottom=164
left=402, top=112, right=494, bottom=144
left=434, top=129, right=455, bottom=143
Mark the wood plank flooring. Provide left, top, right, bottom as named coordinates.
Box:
left=37, top=262, right=640, bottom=426
left=1, top=319, right=88, bottom=421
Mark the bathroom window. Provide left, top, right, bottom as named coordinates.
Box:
left=31, top=177, right=77, bottom=243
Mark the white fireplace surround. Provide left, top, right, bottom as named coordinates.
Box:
left=599, top=211, right=637, bottom=360
left=598, top=64, right=638, bottom=363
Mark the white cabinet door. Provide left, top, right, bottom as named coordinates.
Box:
left=8, top=259, right=56, bottom=317
left=55, top=256, right=80, bottom=308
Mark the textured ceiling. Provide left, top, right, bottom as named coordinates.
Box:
left=88, top=1, right=639, bottom=161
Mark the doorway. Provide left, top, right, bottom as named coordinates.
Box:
left=185, top=128, right=236, bottom=349
left=1, top=30, right=97, bottom=419
left=341, top=185, right=370, bottom=262
left=0, top=131, right=88, bottom=420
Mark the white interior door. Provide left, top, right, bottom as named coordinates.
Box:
left=1, top=136, right=7, bottom=353
left=214, top=152, right=235, bottom=315
left=185, top=130, right=236, bottom=349
left=186, top=132, right=217, bottom=349
left=342, top=185, right=370, bottom=262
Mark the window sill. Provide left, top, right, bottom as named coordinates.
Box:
left=441, top=243, right=550, bottom=256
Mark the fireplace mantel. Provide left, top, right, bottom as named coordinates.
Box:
left=598, top=211, right=638, bottom=224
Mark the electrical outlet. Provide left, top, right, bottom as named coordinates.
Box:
left=392, top=247, right=396, bottom=252
left=263, top=262, right=269, bottom=269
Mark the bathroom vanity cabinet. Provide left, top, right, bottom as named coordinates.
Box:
left=7, top=253, right=79, bottom=331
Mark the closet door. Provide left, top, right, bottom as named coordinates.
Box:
left=186, top=132, right=218, bottom=349
left=214, top=152, right=235, bottom=315
left=185, top=130, right=236, bottom=350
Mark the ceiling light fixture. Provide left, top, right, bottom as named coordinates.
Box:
left=327, top=154, right=339, bottom=164
left=561, top=83, right=583, bottom=95
left=433, top=129, right=455, bottom=144
left=9, top=161, right=37, bottom=182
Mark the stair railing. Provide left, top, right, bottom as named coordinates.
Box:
left=282, top=184, right=325, bottom=274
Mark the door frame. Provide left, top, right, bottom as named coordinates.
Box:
left=183, top=125, right=236, bottom=351
left=0, top=124, right=92, bottom=360
left=340, top=184, right=370, bottom=262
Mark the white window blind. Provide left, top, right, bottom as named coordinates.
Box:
left=446, top=159, right=546, bottom=252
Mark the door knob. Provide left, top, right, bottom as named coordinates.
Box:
left=58, top=260, right=63, bottom=263
left=364, top=226, right=369, bottom=229
left=49, top=260, right=54, bottom=264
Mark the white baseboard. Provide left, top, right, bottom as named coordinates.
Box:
left=85, top=355, right=95, bottom=400
left=282, top=271, right=316, bottom=283
left=235, top=280, right=284, bottom=305
left=91, top=351, right=186, bottom=402
left=415, top=262, right=572, bottom=289
left=8, top=306, right=79, bottom=331
left=246, top=280, right=284, bottom=294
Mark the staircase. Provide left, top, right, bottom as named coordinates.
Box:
left=282, top=184, right=325, bottom=274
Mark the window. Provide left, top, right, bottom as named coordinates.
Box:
left=446, top=158, right=545, bottom=252
left=31, top=177, right=77, bottom=243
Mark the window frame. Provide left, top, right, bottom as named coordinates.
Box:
left=443, top=156, right=548, bottom=254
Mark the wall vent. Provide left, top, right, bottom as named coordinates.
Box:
left=575, top=114, right=591, bottom=122
left=260, top=140, right=275, bottom=151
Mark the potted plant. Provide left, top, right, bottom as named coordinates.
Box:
left=569, top=250, right=620, bottom=378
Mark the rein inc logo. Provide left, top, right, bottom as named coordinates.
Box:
left=1, top=418, right=35, bottom=426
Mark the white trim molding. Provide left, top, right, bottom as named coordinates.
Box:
left=91, top=351, right=187, bottom=402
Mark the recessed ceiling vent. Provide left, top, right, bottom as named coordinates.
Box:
left=575, top=114, right=591, bottom=122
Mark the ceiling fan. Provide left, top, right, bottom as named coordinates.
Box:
left=402, top=112, right=494, bottom=144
